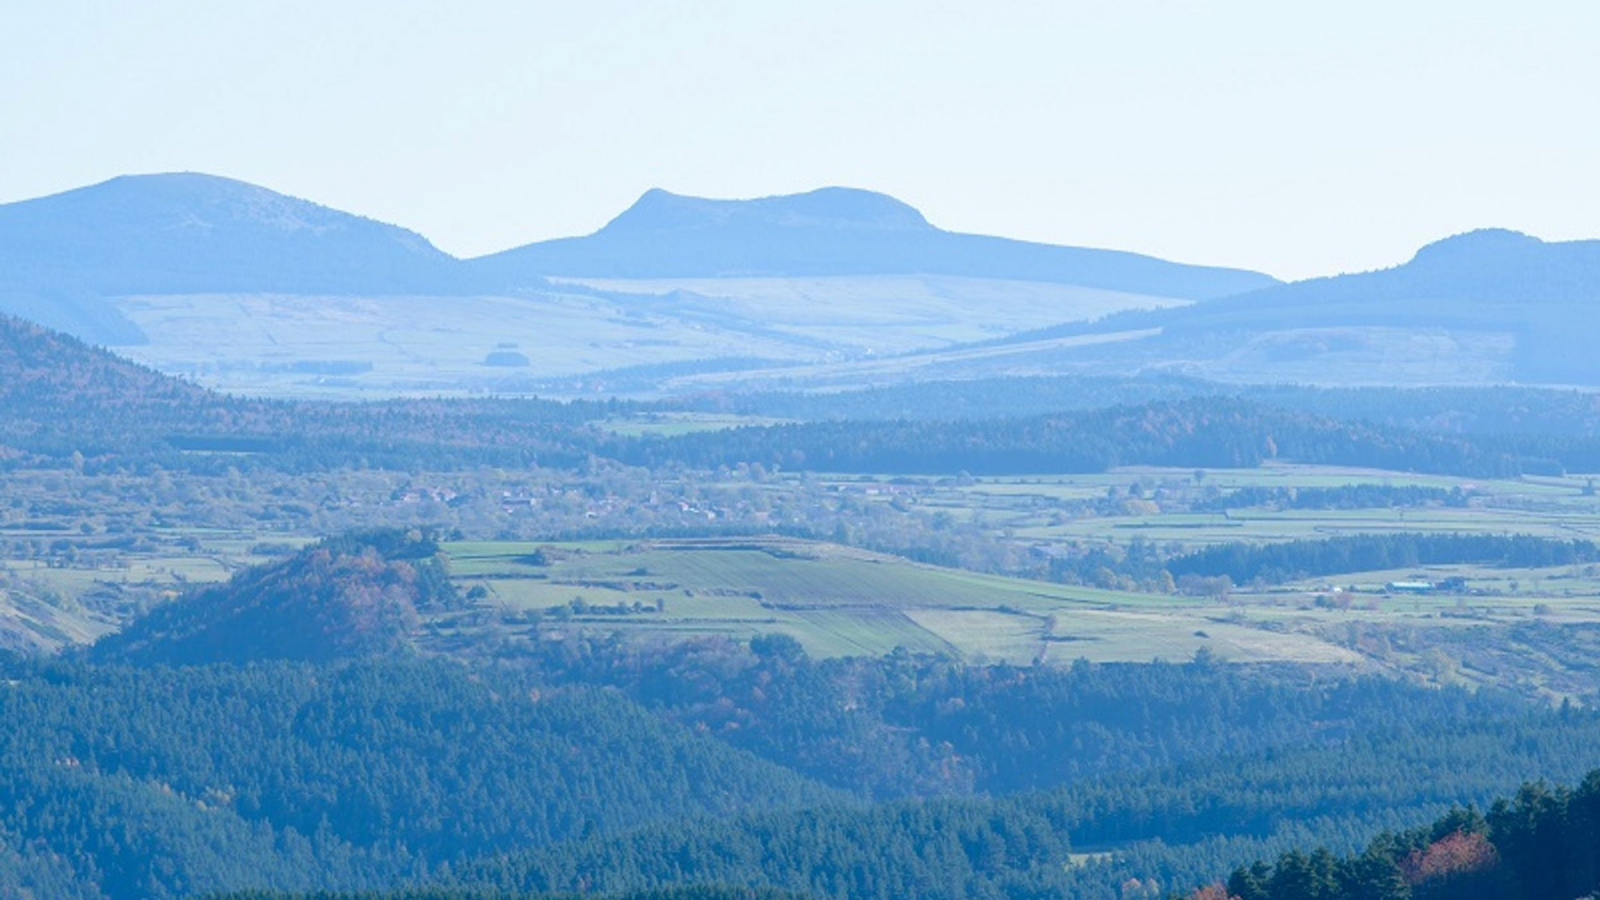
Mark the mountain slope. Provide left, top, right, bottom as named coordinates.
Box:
left=0, top=313, right=601, bottom=469
left=472, top=187, right=1279, bottom=300
left=0, top=313, right=208, bottom=402
left=0, top=174, right=489, bottom=341
left=1232, top=228, right=1600, bottom=307
left=1144, top=229, right=1600, bottom=383
left=0, top=657, right=842, bottom=899
left=834, top=229, right=1600, bottom=388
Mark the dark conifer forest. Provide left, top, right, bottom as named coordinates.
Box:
left=0, top=532, right=1595, bottom=899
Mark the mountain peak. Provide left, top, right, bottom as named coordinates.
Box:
left=0, top=171, right=475, bottom=300
left=478, top=186, right=1275, bottom=296
left=1408, top=228, right=1544, bottom=267
left=599, top=186, right=933, bottom=235
left=34, top=171, right=422, bottom=242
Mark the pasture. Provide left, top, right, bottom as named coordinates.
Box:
left=5, top=458, right=1600, bottom=696
left=440, top=536, right=1370, bottom=666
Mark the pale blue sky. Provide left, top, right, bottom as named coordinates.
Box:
left=3, top=0, right=1597, bottom=279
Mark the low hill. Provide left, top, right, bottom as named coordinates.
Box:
left=0, top=312, right=223, bottom=457
left=471, top=187, right=1279, bottom=300
left=0, top=313, right=606, bottom=470
left=91, top=530, right=457, bottom=665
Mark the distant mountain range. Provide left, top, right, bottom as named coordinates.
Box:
left=0, top=172, right=1596, bottom=388
left=0, top=174, right=1274, bottom=343
left=1239, top=228, right=1600, bottom=306
left=473, top=186, right=1278, bottom=299
left=880, top=228, right=1597, bottom=388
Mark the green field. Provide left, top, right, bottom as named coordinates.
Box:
left=439, top=536, right=1370, bottom=665
left=7, top=459, right=1600, bottom=697
left=435, top=530, right=1600, bottom=701
left=827, top=464, right=1600, bottom=552
left=0, top=528, right=310, bottom=652
left=423, top=463, right=1600, bottom=698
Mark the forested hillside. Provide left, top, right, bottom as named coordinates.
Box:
left=10, top=312, right=1600, bottom=479
left=9, top=642, right=1594, bottom=900
left=90, top=530, right=459, bottom=665
left=461, top=698, right=1600, bottom=900
left=0, top=656, right=839, bottom=900
left=619, top=399, right=1590, bottom=477
left=0, top=313, right=608, bottom=469
left=210, top=888, right=816, bottom=900
left=1, top=531, right=1589, bottom=900
left=696, top=377, right=1600, bottom=439
left=492, top=635, right=1537, bottom=799
left=1207, top=769, right=1600, bottom=900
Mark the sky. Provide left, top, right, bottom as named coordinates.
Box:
left=3, top=0, right=1597, bottom=281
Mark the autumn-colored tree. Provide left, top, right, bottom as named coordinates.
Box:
left=1401, top=830, right=1498, bottom=885
left=1185, top=883, right=1239, bottom=900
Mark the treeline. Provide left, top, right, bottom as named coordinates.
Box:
left=1168, top=533, right=1600, bottom=586
left=1214, top=770, right=1600, bottom=900
left=207, top=888, right=814, bottom=900
left=681, top=376, right=1600, bottom=439
left=1036, top=529, right=1595, bottom=592
left=676, top=374, right=1214, bottom=422
left=1193, top=485, right=1468, bottom=512
left=618, top=399, right=1557, bottom=478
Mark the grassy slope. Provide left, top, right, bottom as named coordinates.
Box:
left=440, top=537, right=1358, bottom=665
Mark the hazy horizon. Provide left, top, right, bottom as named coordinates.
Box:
left=5, top=1, right=1598, bottom=280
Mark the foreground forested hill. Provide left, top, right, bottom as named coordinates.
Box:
left=0, top=657, right=840, bottom=900
left=1208, top=769, right=1600, bottom=900
left=0, top=529, right=1598, bottom=900
left=7, top=646, right=1596, bottom=900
